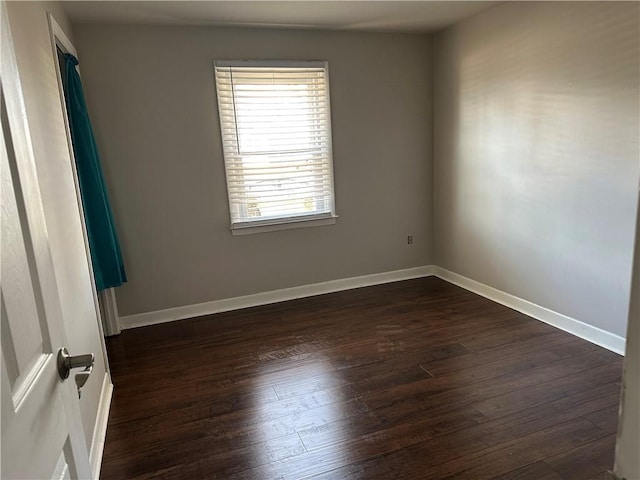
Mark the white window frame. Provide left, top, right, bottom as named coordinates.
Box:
left=214, top=60, right=338, bottom=235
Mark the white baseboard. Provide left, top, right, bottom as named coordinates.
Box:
left=120, top=265, right=437, bottom=330
left=119, top=264, right=625, bottom=355
left=99, top=288, right=121, bottom=336
left=89, top=373, right=113, bottom=479
left=433, top=267, right=626, bottom=355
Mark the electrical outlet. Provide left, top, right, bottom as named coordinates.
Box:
left=407, top=235, right=414, bottom=245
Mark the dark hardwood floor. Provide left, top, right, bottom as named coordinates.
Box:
left=101, top=277, right=622, bottom=479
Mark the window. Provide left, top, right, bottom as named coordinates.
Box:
left=214, top=60, right=336, bottom=234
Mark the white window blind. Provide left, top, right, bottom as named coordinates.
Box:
left=214, top=60, right=336, bottom=230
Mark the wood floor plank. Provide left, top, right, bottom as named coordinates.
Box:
left=101, top=277, right=622, bottom=479
left=306, top=418, right=606, bottom=480
left=584, top=405, right=620, bottom=434
left=289, top=378, right=620, bottom=480
left=471, top=351, right=620, bottom=419
left=543, top=434, right=617, bottom=480
left=487, top=461, right=565, bottom=480
left=433, top=419, right=608, bottom=480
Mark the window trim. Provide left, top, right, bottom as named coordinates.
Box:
left=231, top=214, right=338, bottom=236
left=214, top=59, right=337, bottom=235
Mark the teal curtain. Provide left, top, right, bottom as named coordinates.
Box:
left=63, top=54, right=126, bottom=291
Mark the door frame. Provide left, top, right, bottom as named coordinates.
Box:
left=47, top=13, right=116, bottom=476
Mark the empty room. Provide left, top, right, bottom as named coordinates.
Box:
left=1, top=1, right=639, bottom=479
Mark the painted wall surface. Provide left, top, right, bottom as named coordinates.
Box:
left=73, top=25, right=433, bottom=317
left=615, top=192, right=640, bottom=479
left=5, top=1, right=109, bottom=450
left=433, top=2, right=639, bottom=337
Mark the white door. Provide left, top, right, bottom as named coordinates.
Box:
left=1, top=4, right=93, bottom=478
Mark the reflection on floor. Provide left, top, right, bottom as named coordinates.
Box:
left=102, top=277, right=622, bottom=479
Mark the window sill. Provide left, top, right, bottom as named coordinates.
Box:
left=231, top=215, right=338, bottom=236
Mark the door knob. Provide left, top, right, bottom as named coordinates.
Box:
left=57, top=348, right=94, bottom=380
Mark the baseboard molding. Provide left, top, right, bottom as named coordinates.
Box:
left=119, top=264, right=625, bottom=355
left=120, top=265, right=437, bottom=330
left=433, top=267, right=626, bottom=355
left=99, top=288, right=121, bottom=336
left=89, top=373, right=113, bottom=479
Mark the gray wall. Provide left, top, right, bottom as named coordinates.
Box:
left=73, top=25, right=433, bottom=317
left=433, top=2, right=639, bottom=337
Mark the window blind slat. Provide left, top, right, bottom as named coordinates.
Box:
left=225, top=164, right=331, bottom=172
left=229, top=188, right=334, bottom=201
left=225, top=131, right=329, bottom=141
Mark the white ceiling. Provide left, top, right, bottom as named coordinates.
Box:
left=62, top=1, right=497, bottom=33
